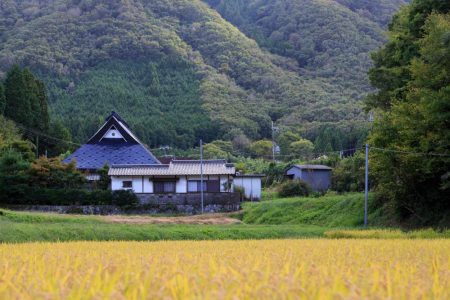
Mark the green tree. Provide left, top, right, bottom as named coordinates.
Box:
left=36, top=80, right=49, bottom=132
left=367, top=5, right=450, bottom=226
left=0, top=149, right=30, bottom=175
left=0, top=115, right=34, bottom=161
left=277, top=131, right=301, bottom=156
left=27, top=156, right=85, bottom=189
left=289, top=139, right=314, bottom=160
left=97, top=164, right=111, bottom=190
left=3, top=66, right=50, bottom=134
left=366, top=0, right=450, bottom=111
left=332, top=153, right=365, bottom=193
left=22, top=68, right=42, bottom=129
left=4, top=65, right=31, bottom=127
left=202, top=140, right=234, bottom=159
left=203, top=143, right=228, bottom=159
left=148, top=64, right=161, bottom=97
left=47, top=120, right=73, bottom=157
left=249, top=140, right=273, bottom=158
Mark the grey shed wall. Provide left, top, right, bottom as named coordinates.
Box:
left=286, top=167, right=331, bottom=192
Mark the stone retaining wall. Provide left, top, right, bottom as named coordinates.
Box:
left=136, top=192, right=240, bottom=205
left=2, top=193, right=241, bottom=215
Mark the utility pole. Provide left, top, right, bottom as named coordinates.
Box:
left=200, top=139, right=204, bottom=214
left=160, top=145, right=170, bottom=157
left=364, top=143, right=369, bottom=227
left=271, top=121, right=278, bottom=162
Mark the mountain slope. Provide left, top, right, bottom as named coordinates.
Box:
left=0, top=0, right=406, bottom=148
left=204, top=0, right=409, bottom=104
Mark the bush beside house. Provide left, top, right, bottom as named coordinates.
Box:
left=278, top=180, right=311, bottom=198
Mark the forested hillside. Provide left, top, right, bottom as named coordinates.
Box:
left=204, top=0, right=409, bottom=105
left=0, top=0, right=406, bottom=149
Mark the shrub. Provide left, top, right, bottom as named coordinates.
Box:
left=331, top=154, right=365, bottom=193
left=0, top=187, right=112, bottom=206
left=234, top=185, right=245, bottom=201
left=277, top=180, right=310, bottom=198
left=111, top=190, right=139, bottom=209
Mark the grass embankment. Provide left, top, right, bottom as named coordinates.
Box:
left=325, top=229, right=450, bottom=239
left=1, top=193, right=448, bottom=242
left=241, top=193, right=381, bottom=227
left=0, top=209, right=325, bottom=243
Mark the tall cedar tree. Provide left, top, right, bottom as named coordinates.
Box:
left=367, top=0, right=450, bottom=226
left=3, top=65, right=50, bottom=131
left=22, top=68, right=41, bottom=130
left=4, top=65, right=32, bottom=126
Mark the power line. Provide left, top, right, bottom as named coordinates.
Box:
left=239, top=147, right=363, bottom=159
left=15, top=124, right=82, bottom=147
left=370, top=147, right=450, bottom=157
left=11, top=123, right=450, bottom=159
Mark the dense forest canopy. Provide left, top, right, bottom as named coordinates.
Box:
left=0, top=0, right=406, bottom=150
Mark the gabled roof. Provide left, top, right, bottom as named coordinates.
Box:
left=290, top=164, right=332, bottom=170
left=108, top=160, right=235, bottom=176
left=64, top=111, right=160, bottom=169
left=87, top=111, right=141, bottom=144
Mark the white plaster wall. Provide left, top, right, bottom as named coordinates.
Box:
left=112, top=175, right=234, bottom=194
left=234, top=177, right=262, bottom=200
left=102, top=128, right=123, bottom=139
left=132, top=177, right=143, bottom=193
left=144, top=177, right=153, bottom=193
left=177, top=176, right=187, bottom=193
left=111, top=176, right=134, bottom=191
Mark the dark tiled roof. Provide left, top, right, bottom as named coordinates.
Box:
left=234, top=174, right=266, bottom=177
left=291, top=164, right=332, bottom=170
left=64, top=140, right=160, bottom=170
left=157, top=157, right=196, bottom=164
left=106, top=111, right=130, bottom=128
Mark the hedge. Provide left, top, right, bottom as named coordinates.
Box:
left=0, top=187, right=137, bottom=207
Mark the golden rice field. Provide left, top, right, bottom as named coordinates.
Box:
left=1, top=240, right=449, bottom=299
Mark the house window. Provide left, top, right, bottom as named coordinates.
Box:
left=188, top=180, right=220, bottom=193
left=122, top=181, right=132, bottom=188
left=188, top=180, right=207, bottom=193
left=154, top=181, right=176, bottom=193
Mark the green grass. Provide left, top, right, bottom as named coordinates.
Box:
left=324, top=229, right=450, bottom=239
left=241, top=193, right=380, bottom=227
left=0, top=209, right=326, bottom=243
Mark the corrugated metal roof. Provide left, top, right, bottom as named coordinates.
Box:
left=291, top=164, right=332, bottom=170
left=109, top=160, right=235, bottom=176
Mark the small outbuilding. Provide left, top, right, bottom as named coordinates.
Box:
left=233, top=174, right=265, bottom=201
left=285, top=164, right=332, bottom=192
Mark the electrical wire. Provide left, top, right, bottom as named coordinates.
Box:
left=11, top=123, right=450, bottom=158
left=369, top=147, right=450, bottom=157
left=14, top=124, right=82, bottom=146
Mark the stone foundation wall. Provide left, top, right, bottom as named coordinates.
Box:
left=136, top=192, right=240, bottom=205
left=2, top=193, right=241, bottom=215
left=136, top=192, right=241, bottom=214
